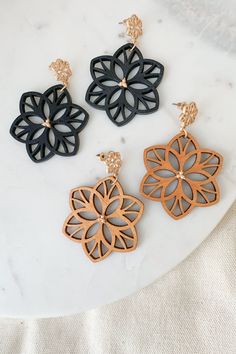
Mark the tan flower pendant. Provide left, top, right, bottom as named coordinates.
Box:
left=63, top=152, right=144, bottom=262
left=140, top=102, right=223, bottom=220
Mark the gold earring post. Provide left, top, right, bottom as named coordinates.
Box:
left=119, top=14, right=143, bottom=50
left=173, top=101, right=198, bottom=136
left=49, top=59, right=72, bottom=92
left=97, top=151, right=122, bottom=181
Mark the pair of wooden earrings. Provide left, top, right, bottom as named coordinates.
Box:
left=10, top=15, right=164, bottom=163
left=9, top=15, right=223, bottom=262
left=63, top=102, right=223, bottom=262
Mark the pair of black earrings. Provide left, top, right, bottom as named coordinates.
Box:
left=10, top=15, right=164, bottom=163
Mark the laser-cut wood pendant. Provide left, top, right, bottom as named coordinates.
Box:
left=10, top=59, right=89, bottom=163
left=85, top=15, right=164, bottom=127
left=63, top=152, right=144, bottom=262
left=140, top=102, right=223, bottom=220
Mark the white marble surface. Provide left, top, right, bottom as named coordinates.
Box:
left=0, top=0, right=236, bottom=318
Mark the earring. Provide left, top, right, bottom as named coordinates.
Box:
left=85, top=15, right=164, bottom=127
left=140, top=102, right=223, bottom=220
left=63, top=151, right=144, bottom=262
left=10, top=59, right=89, bottom=163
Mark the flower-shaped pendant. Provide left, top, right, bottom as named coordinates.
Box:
left=63, top=152, right=144, bottom=262
left=140, top=132, right=223, bottom=219
left=85, top=43, right=164, bottom=127
left=63, top=176, right=144, bottom=262
left=10, top=84, right=89, bottom=162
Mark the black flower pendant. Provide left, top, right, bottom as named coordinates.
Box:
left=85, top=43, right=164, bottom=127
left=10, top=84, right=89, bottom=163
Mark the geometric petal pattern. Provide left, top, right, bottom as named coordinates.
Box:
left=10, top=84, right=89, bottom=163
left=140, top=132, right=223, bottom=220
left=63, top=176, right=144, bottom=262
left=85, top=43, right=164, bottom=127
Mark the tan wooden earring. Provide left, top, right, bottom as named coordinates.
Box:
left=63, top=152, right=144, bottom=262
left=140, top=102, right=223, bottom=220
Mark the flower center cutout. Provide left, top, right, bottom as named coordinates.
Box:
left=118, top=78, right=128, bottom=89
left=176, top=171, right=185, bottom=180
left=41, top=118, right=52, bottom=129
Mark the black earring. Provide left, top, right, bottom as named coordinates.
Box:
left=85, top=15, right=164, bottom=127
left=10, top=59, right=89, bottom=163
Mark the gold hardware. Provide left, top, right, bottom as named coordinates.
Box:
left=97, top=151, right=122, bottom=179
left=49, top=59, right=72, bottom=91
left=173, top=102, right=198, bottom=137
left=42, top=118, right=51, bottom=128
left=120, top=14, right=143, bottom=49
left=97, top=215, right=107, bottom=224
left=176, top=171, right=186, bottom=180
left=119, top=78, right=128, bottom=88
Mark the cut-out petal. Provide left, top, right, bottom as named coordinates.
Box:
left=106, top=195, right=144, bottom=226
left=168, top=132, right=199, bottom=157
left=82, top=223, right=114, bottom=262
left=105, top=88, right=136, bottom=126
left=65, top=104, right=89, bottom=133
left=69, top=186, right=102, bottom=213
left=143, top=145, right=178, bottom=173
left=186, top=149, right=223, bottom=177
left=109, top=223, right=138, bottom=252
left=10, top=114, right=43, bottom=143
left=140, top=173, right=164, bottom=201
left=26, top=132, right=54, bottom=163
left=63, top=212, right=87, bottom=242
left=90, top=55, right=122, bottom=87
left=48, top=125, right=79, bottom=157
left=85, top=81, right=108, bottom=109
left=19, top=92, right=43, bottom=116
left=43, top=84, right=72, bottom=107
left=138, top=59, right=164, bottom=87
left=128, top=86, right=159, bottom=114
left=113, top=43, right=144, bottom=74
left=162, top=194, right=195, bottom=220
left=94, top=176, right=124, bottom=201
left=188, top=179, right=220, bottom=207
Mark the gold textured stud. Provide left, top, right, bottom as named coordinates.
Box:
left=120, top=14, right=143, bottom=50
left=49, top=58, right=72, bottom=91
left=63, top=151, right=144, bottom=262
left=140, top=101, right=223, bottom=220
